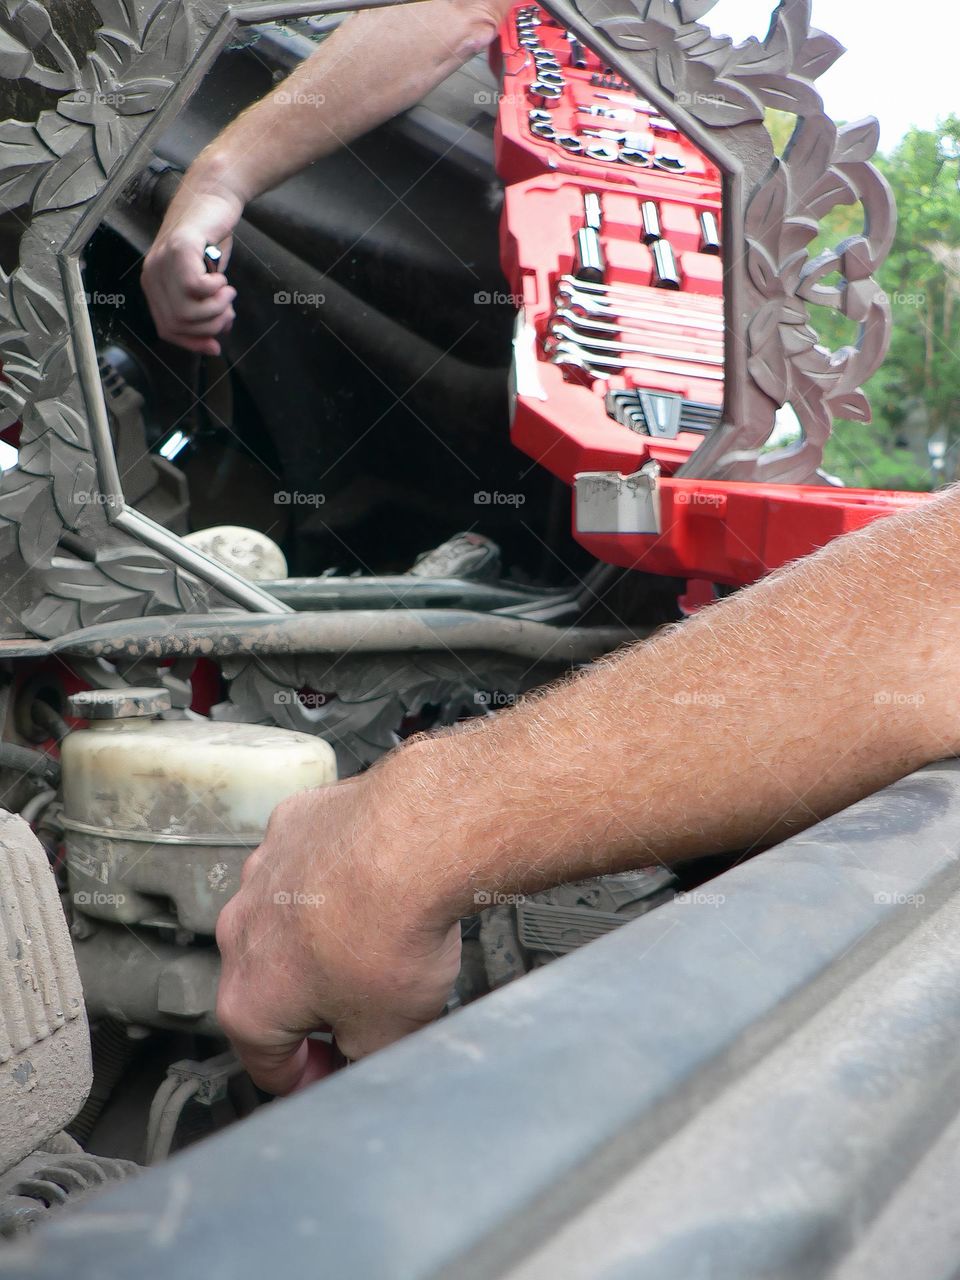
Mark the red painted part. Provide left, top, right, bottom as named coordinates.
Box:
left=188, top=658, right=223, bottom=716
left=494, top=6, right=726, bottom=486
left=678, top=577, right=716, bottom=615
left=500, top=171, right=723, bottom=304
left=575, top=478, right=931, bottom=587
left=0, top=362, right=20, bottom=449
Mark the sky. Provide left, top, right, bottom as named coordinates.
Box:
left=704, top=0, right=955, bottom=149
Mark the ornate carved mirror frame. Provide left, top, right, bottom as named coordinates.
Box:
left=0, top=0, right=894, bottom=641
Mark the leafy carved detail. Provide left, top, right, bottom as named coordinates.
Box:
left=0, top=0, right=225, bottom=639
left=575, top=0, right=896, bottom=483
left=744, top=116, right=895, bottom=464
left=0, top=1, right=187, bottom=219
left=0, top=0, right=82, bottom=92
left=212, top=653, right=544, bottom=776
left=591, top=0, right=842, bottom=129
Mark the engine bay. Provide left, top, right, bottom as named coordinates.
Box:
left=0, top=0, right=898, bottom=1247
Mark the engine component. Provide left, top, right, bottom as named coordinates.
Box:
left=67, top=1019, right=140, bottom=1145
left=0, top=742, right=60, bottom=789
left=72, top=927, right=221, bottom=1033
left=0, top=1138, right=137, bottom=1238
left=516, top=869, right=677, bottom=959
left=61, top=687, right=337, bottom=936
left=97, top=350, right=190, bottom=532
left=0, top=812, right=91, bottom=1179
left=61, top=687, right=337, bottom=1033
left=408, top=532, right=502, bottom=582
left=145, top=1051, right=241, bottom=1164
left=478, top=869, right=677, bottom=989
left=478, top=906, right=527, bottom=990
left=183, top=525, right=289, bottom=581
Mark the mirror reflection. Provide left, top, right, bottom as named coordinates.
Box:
left=79, top=2, right=725, bottom=593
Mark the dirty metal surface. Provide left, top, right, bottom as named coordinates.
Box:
left=0, top=813, right=90, bottom=1176
left=7, top=763, right=960, bottom=1278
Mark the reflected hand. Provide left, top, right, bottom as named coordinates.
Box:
left=142, top=189, right=241, bottom=356
left=215, top=772, right=462, bottom=1095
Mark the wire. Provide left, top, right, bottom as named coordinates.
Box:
left=145, top=1078, right=201, bottom=1165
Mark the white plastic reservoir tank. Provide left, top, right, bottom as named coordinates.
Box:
left=61, top=687, right=337, bottom=934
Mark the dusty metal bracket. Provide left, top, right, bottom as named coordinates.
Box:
left=0, top=810, right=90, bottom=1176
left=574, top=460, right=661, bottom=534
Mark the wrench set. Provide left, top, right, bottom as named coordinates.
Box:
left=545, top=188, right=724, bottom=391
left=499, top=169, right=724, bottom=438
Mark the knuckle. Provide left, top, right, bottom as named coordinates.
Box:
left=216, top=997, right=262, bottom=1050
left=332, top=1031, right=364, bottom=1063
left=214, top=895, right=239, bottom=952
left=239, top=852, right=261, bottom=888
left=215, top=987, right=243, bottom=1040
left=167, top=229, right=193, bottom=253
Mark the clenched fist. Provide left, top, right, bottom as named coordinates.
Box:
left=215, top=768, right=462, bottom=1094
left=141, top=187, right=241, bottom=356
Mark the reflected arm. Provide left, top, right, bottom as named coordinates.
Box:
left=142, top=0, right=511, bottom=353
left=187, top=0, right=510, bottom=207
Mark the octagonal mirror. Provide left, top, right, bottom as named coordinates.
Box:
left=0, top=0, right=892, bottom=641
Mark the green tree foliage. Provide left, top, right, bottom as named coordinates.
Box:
left=765, top=113, right=960, bottom=491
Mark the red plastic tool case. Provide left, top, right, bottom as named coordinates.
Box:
left=493, top=4, right=928, bottom=590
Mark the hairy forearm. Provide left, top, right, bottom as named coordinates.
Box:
left=179, top=0, right=501, bottom=209
left=381, top=490, right=960, bottom=924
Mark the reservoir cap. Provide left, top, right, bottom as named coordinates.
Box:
left=68, top=687, right=171, bottom=721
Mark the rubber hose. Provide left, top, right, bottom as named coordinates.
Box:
left=0, top=741, right=61, bottom=788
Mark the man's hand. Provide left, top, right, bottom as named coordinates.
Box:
left=140, top=0, right=512, bottom=356
left=141, top=188, right=240, bottom=355
left=216, top=492, right=960, bottom=1093
left=215, top=774, right=462, bottom=1095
